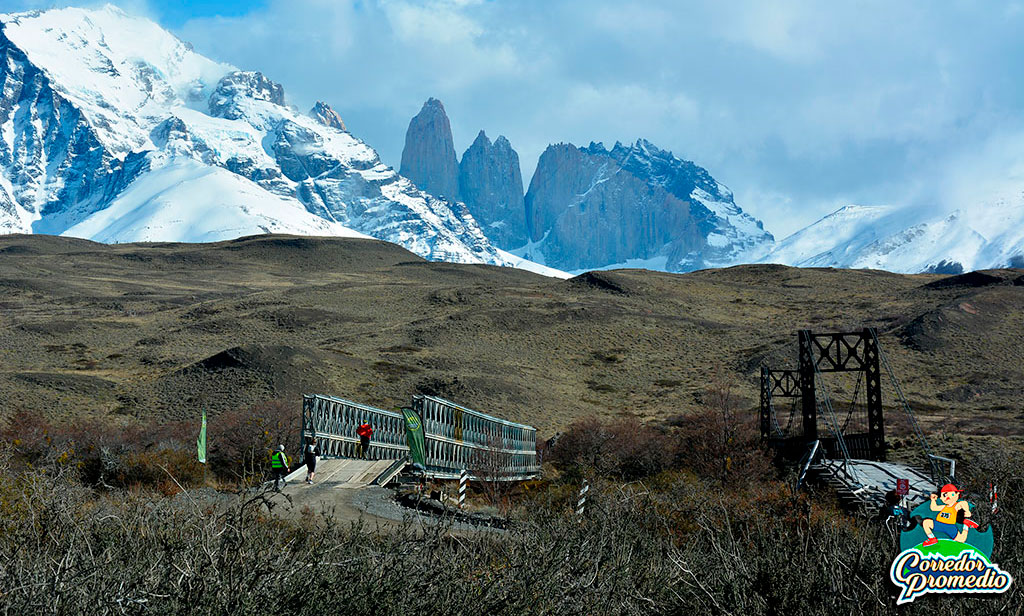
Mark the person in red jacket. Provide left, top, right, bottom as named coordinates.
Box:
left=356, top=422, right=374, bottom=459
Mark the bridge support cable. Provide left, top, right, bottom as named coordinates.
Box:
left=869, top=330, right=943, bottom=483
left=783, top=397, right=798, bottom=435
left=840, top=373, right=862, bottom=433
left=769, top=396, right=784, bottom=437
left=810, top=358, right=852, bottom=466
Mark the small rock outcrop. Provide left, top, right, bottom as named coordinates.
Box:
left=309, top=101, right=346, bottom=131
left=208, top=71, right=286, bottom=120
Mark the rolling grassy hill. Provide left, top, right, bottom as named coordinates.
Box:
left=1, top=234, right=1021, bottom=458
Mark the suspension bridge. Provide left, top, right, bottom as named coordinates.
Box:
left=760, top=328, right=953, bottom=514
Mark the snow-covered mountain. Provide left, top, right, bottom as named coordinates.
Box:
left=761, top=194, right=1024, bottom=273
left=0, top=5, right=517, bottom=267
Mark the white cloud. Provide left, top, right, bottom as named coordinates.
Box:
left=384, top=1, right=483, bottom=46
left=719, top=1, right=827, bottom=62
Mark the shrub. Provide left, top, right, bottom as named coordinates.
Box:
left=549, top=416, right=675, bottom=480
left=1, top=399, right=301, bottom=490
left=1, top=458, right=1021, bottom=615
left=207, top=399, right=301, bottom=482
left=670, top=405, right=773, bottom=486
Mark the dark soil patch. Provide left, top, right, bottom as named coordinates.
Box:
left=14, top=372, right=117, bottom=396
left=923, top=270, right=1013, bottom=289
left=568, top=271, right=634, bottom=295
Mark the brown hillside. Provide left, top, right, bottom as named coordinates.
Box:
left=1, top=234, right=1022, bottom=447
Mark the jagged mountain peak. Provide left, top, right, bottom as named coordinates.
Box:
left=423, top=97, right=446, bottom=111
left=467, top=130, right=513, bottom=152
left=400, top=96, right=461, bottom=201
left=457, top=127, right=526, bottom=251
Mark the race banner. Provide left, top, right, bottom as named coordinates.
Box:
left=401, top=407, right=426, bottom=468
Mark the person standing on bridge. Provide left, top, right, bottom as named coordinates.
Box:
left=304, top=437, right=320, bottom=484
left=356, top=422, right=374, bottom=459
left=271, top=444, right=290, bottom=491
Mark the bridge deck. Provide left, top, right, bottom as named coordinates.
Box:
left=268, top=458, right=402, bottom=525
left=811, top=458, right=934, bottom=514
left=283, top=457, right=397, bottom=490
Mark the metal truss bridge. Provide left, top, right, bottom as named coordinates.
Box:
left=301, top=393, right=540, bottom=482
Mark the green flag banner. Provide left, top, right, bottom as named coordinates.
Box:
left=401, top=407, right=426, bottom=467
left=197, top=409, right=207, bottom=464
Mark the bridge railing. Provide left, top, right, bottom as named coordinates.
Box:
left=412, top=394, right=540, bottom=481
left=301, top=395, right=410, bottom=460
left=301, top=393, right=540, bottom=481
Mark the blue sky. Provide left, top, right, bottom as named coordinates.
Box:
left=4, top=0, right=1024, bottom=237
left=150, top=0, right=267, bottom=27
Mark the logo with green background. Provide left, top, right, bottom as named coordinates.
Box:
left=890, top=484, right=1012, bottom=604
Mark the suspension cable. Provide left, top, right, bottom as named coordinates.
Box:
left=870, top=329, right=942, bottom=482
left=810, top=353, right=851, bottom=464
left=783, top=396, right=798, bottom=434
left=841, top=373, right=861, bottom=433
left=769, top=393, right=783, bottom=436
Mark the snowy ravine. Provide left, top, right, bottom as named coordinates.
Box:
left=0, top=5, right=520, bottom=268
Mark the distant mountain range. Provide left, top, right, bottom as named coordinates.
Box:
left=400, top=99, right=774, bottom=273
left=1, top=5, right=1020, bottom=276
left=759, top=200, right=1024, bottom=273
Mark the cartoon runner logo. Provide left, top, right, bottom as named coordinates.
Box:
left=890, top=483, right=1013, bottom=605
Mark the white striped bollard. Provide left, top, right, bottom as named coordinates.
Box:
left=576, top=479, right=589, bottom=518
left=459, top=469, right=468, bottom=509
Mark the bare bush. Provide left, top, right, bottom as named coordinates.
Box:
left=1, top=451, right=1022, bottom=615
left=670, top=373, right=773, bottom=486
left=0, top=399, right=300, bottom=490
left=549, top=416, right=675, bottom=480
left=208, top=399, right=301, bottom=482
left=469, top=433, right=514, bottom=510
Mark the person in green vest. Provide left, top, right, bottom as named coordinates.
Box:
left=271, top=444, right=290, bottom=491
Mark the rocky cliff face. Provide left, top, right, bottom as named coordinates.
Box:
left=523, top=140, right=773, bottom=272
left=399, top=98, right=460, bottom=201
left=0, top=20, right=150, bottom=235
left=458, top=131, right=526, bottom=250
